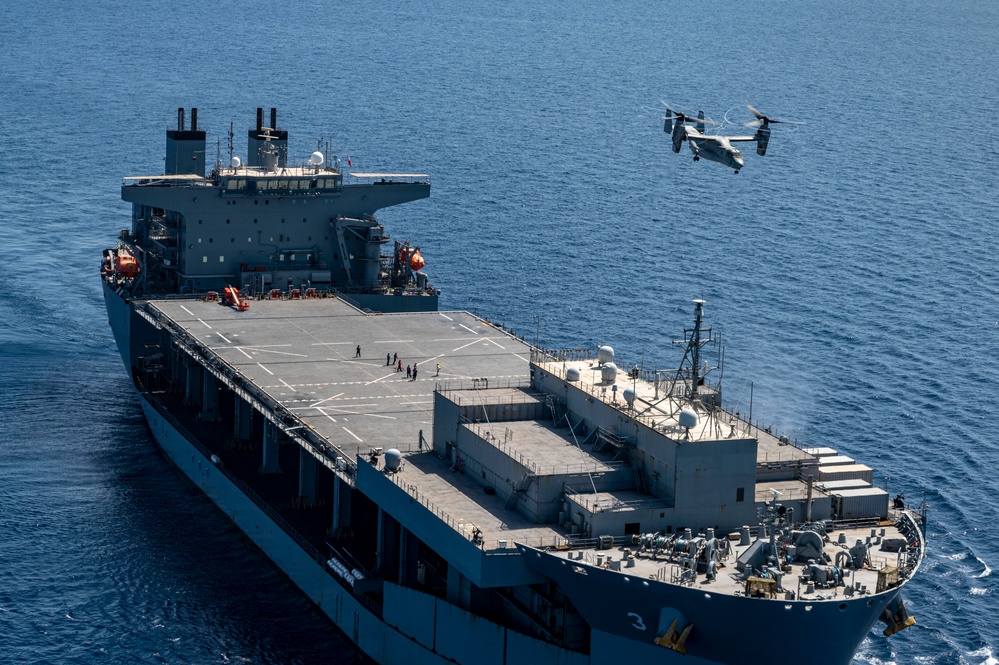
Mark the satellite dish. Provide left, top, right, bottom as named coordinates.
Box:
left=566, top=367, right=581, bottom=382
left=230, top=156, right=242, bottom=169
left=309, top=151, right=324, bottom=166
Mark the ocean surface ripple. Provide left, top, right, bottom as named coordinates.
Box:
left=2, top=0, right=997, bottom=663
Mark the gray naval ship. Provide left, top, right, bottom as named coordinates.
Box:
left=102, top=108, right=926, bottom=665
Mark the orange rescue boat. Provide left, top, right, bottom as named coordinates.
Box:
left=224, top=286, right=250, bottom=311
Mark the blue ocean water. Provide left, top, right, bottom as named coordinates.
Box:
left=2, top=0, right=997, bottom=662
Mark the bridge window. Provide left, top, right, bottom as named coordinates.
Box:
left=736, top=487, right=745, bottom=502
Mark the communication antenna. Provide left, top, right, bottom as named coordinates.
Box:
left=227, top=122, right=234, bottom=168
left=639, top=299, right=720, bottom=419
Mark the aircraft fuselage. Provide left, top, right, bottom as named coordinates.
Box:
left=685, top=131, right=745, bottom=172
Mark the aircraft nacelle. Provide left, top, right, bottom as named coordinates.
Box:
left=671, top=124, right=686, bottom=153
left=755, top=125, right=771, bottom=156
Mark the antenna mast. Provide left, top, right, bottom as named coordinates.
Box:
left=671, top=299, right=716, bottom=403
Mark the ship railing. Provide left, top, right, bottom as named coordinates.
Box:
left=892, top=510, right=925, bottom=580
left=756, top=452, right=815, bottom=465
left=461, top=422, right=626, bottom=476
left=529, top=360, right=685, bottom=436
left=530, top=347, right=595, bottom=363
left=341, top=173, right=430, bottom=186
left=384, top=470, right=571, bottom=551
left=753, top=486, right=815, bottom=502
left=123, top=175, right=214, bottom=187
left=386, top=472, right=480, bottom=543
left=564, top=534, right=633, bottom=550
left=828, top=516, right=888, bottom=531
left=563, top=487, right=669, bottom=513
left=436, top=377, right=534, bottom=396
left=533, top=355, right=812, bottom=451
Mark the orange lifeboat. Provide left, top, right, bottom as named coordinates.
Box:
left=224, top=285, right=250, bottom=311
left=114, top=250, right=139, bottom=278
left=409, top=249, right=425, bottom=271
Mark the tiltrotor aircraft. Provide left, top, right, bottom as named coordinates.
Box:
left=661, top=102, right=802, bottom=173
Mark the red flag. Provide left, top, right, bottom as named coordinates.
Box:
left=347, top=156, right=353, bottom=167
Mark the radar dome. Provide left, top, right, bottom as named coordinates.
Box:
left=678, top=408, right=698, bottom=430
left=623, top=387, right=636, bottom=406
left=384, top=448, right=403, bottom=472
left=566, top=367, right=581, bottom=382
left=600, top=362, right=618, bottom=383
left=309, top=151, right=324, bottom=166
left=597, top=346, right=615, bottom=365
left=230, top=156, right=242, bottom=169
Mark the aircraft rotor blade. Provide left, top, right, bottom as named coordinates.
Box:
left=744, top=105, right=804, bottom=126
left=660, top=100, right=720, bottom=125
left=660, top=100, right=680, bottom=114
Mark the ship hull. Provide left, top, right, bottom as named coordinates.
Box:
left=520, top=545, right=899, bottom=665
left=102, top=282, right=915, bottom=665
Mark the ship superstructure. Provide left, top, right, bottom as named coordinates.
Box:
left=105, top=107, right=436, bottom=313
left=101, top=109, right=924, bottom=665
